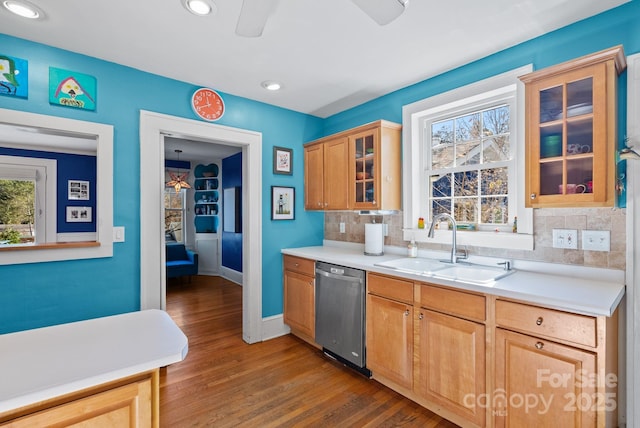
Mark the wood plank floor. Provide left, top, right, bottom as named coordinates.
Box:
left=160, top=275, right=459, bottom=427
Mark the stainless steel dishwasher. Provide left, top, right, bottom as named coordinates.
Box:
left=315, top=261, right=370, bottom=377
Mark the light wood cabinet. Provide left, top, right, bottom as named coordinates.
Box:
left=303, top=120, right=401, bottom=211
left=519, top=45, right=626, bottom=208
left=414, top=284, right=486, bottom=427
left=304, top=137, right=349, bottom=210
left=283, top=255, right=316, bottom=340
left=0, top=371, right=157, bottom=427
left=366, top=273, right=414, bottom=389
left=494, top=299, right=618, bottom=428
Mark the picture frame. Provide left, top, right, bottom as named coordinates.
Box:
left=271, top=186, right=294, bottom=220
left=68, top=180, right=90, bottom=200
left=273, top=146, right=293, bottom=175
left=66, top=206, right=92, bottom=223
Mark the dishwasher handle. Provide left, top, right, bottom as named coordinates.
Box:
left=315, top=269, right=363, bottom=283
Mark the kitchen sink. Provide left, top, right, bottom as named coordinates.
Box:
left=374, top=257, right=449, bottom=275
left=432, top=264, right=514, bottom=285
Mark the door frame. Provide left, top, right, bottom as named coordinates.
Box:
left=139, top=110, right=263, bottom=344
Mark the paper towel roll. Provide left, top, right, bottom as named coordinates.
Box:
left=364, top=223, right=384, bottom=256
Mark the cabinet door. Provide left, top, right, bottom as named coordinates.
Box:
left=494, top=328, right=596, bottom=428
left=3, top=377, right=153, bottom=427
left=350, top=130, right=380, bottom=210
left=283, top=270, right=315, bottom=338
left=304, top=144, right=324, bottom=210
left=366, top=294, right=413, bottom=388
left=323, top=137, right=350, bottom=210
left=415, top=309, right=486, bottom=427
left=525, top=62, right=612, bottom=207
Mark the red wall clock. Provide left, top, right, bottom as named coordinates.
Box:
left=191, top=87, right=225, bottom=121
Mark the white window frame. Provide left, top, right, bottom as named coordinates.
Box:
left=402, top=65, right=534, bottom=250
left=0, top=156, right=57, bottom=244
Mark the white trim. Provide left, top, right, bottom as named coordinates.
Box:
left=624, top=52, right=640, bottom=428
left=261, top=314, right=290, bottom=341
left=0, top=108, right=113, bottom=265
left=401, top=65, right=533, bottom=250
left=220, top=265, right=243, bottom=285
left=139, top=110, right=263, bottom=344
left=56, top=232, right=97, bottom=242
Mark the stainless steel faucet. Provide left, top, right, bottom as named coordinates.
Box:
left=427, top=213, right=467, bottom=264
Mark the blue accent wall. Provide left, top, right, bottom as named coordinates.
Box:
left=221, top=152, right=243, bottom=272
left=0, top=1, right=638, bottom=333
left=0, top=147, right=97, bottom=233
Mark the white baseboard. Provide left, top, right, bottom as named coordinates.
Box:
left=220, top=266, right=243, bottom=285
left=261, top=314, right=290, bottom=341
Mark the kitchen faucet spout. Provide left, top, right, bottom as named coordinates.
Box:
left=427, top=213, right=466, bottom=264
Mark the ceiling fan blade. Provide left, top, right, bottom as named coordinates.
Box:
left=351, top=0, right=408, bottom=26
left=235, top=0, right=278, bottom=37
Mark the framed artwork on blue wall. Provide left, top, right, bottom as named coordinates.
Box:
left=49, top=67, right=96, bottom=111
left=273, top=146, right=292, bottom=175
left=271, top=186, right=294, bottom=220
left=0, top=54, right=28, bottom=98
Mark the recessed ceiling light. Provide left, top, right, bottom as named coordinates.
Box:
left=3, top=0, right=43, bottom=19
left=262, top=81, right=282, bottom=91
left=183, top=0, right=215, bottom=16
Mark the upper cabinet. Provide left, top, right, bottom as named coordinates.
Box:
left=304, top=120, right=401, bottom=211
left=520, top=46, right=626, bottom=208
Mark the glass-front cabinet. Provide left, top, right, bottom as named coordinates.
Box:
left=520, top=46, right=625, bottom=208
left=352, top=131, right=377, bottom=208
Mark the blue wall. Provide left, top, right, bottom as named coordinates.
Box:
left=0, top=1, right=638, bottom=333
left=0, top=33, right=324, bottom=333
left=0, top=147, right=97, bottom=233
left=221, top=152, right=243, bottom=272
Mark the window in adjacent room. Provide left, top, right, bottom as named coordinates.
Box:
left=164, top=187, right=186, bottom=243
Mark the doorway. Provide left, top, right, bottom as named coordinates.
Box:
left=139, top=110, right=263, bottom=344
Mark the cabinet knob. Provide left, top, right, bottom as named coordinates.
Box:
left=536, top=317, right=543, bottom=326
left=294, top=263, right=299, bottom=267
left=309, top=281, right=313, bottom=286
left=530, top=193, right=537, bottom=200
left=418, top=312, right=424, bottom=320
left=404, top=309, right=410, bottom=317
left=535, top=341, right=544, bottom=350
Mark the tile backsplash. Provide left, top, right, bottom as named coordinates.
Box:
left=324, top=207, right=626, bottom=270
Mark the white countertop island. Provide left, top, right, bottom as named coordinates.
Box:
left=0, top=309, right=188, bottom=415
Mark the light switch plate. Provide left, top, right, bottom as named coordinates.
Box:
left=552, top=229, right=577, bottom=249
left=582, top=230, right=610, bottom=252
left=113, top=226, right=125, bottom=242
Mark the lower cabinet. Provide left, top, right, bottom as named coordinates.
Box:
left=415, top=309, right=486, bottom=427
left=366, top=273, right=414, bottom=389
left=283, top=255, right=316, bottom=340
left=494, top=328, right=596, bottom=428
left=0, top=371, right=157, bottom=427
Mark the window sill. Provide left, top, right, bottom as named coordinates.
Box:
left=0, top=241, right=100, bottom=252
left=403, top=228, right=533, bottom=251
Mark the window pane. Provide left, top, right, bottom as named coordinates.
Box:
left=481, top=196, right=508, bottom=224
left=430, top=174, right=451, bottom=198
left=432, top=199, right=450, bottom=217
left=431, top=120, right=454, bottom=169
left=481, top=168, right=508, bottom=195
left=455, top=113, right=481, bottom=166
left=453, top=198, right=477, bottom=223
left=453, top=171, right=478, bottom=197
left=483, top=106, right=510, bottom=135
left=0, top=179, right=35, bottom=244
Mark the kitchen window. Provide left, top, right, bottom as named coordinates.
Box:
left=402, top=66, right=534, bottom=250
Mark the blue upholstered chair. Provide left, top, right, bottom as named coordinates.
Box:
left=166, top=243, right=198, bottom=280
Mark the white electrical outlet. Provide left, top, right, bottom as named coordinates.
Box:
left=552, top=229, right=578, bottom=249
left=339, top=222, right=345, bottom=233
left=582, top=230, right=610, bottom=252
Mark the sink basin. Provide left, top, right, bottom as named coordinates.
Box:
left=374, top=257, right=448, bottom=275
left=432, top=265, right=514, bottom=285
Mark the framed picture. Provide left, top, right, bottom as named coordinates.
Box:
left=68, top=180, right=90, bottom=200
left=66, top=206, right=92, bottom=223
left=271, top=186, right=294, bottom=220
left=273, top=146, right=293, bottom=175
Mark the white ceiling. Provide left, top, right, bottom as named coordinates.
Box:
left=0, top=0, right=628, bottom=121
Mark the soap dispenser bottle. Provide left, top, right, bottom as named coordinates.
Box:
left=408, top=239, right=418, bottom=258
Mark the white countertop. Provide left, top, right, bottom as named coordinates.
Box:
left=282, top=242, right=625, bottom=317
left=0, top=309, right=188, bottom=414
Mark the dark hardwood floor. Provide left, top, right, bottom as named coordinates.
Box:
left=160, top=275, right=459, bottom=427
